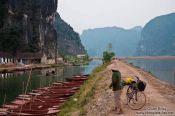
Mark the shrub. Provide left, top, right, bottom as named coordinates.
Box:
left=102, top=51, right=115, bottom=63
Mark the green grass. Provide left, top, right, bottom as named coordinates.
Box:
left=49, top=64, right=64, bottom=67
left=58, top=63, right=109, bottom=116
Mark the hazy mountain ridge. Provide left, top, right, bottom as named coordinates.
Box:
left=81, top=26, right=142, bottom=57
left=136, top=13, right=175, bottom=56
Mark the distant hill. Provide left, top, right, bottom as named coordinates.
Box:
left=54, top=13, right=85, bottom=56
left=80, top=26, right=142, bottom=57
left=136, top=13, right=175, bottom=56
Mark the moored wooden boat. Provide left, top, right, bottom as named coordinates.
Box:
left=8, top=109, right=60, bottom=116
left=12, top=99, right=30, bottom=105
left=1, top=74, right=89, bottom=115
left=0, top=108, right=8, bottom=115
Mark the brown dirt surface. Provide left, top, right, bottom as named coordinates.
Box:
left=83, top=60, right=175, bottom=116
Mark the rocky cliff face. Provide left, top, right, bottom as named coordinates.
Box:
left=136, top=13, right=175, bottom=56
left=54, top=13, right=85, bottom=56
left=0, top=0, right=58, bottom=58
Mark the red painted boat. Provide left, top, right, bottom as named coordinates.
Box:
left=1, top=74, right=89, bottom=115
left=8, top=109, right=60, bottom=116
left=32, top=93, right=73, bottom=98
left=15, top=104, right=60, bottom=110
left=10, top=99, right=31, bottom=106
left=3, top=104, right=19, bottom=109
left=65, top=75, right=88, bottom=82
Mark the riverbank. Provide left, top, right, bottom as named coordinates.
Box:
left=60, top=60, right=175, bottom=116
left=123, top=56, right=175, bottom=60
left=0, top=62, right=78, bottom=73
left=0, top=60, right=90, bottom=73
left=0, top=64, right=52, bottom=73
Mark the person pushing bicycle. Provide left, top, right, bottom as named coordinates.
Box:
left=108, top=60, right=123, bottom=114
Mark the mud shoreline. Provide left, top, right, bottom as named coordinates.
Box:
left=0, top=64, right=51, bottom=73
left=123, top=56, right=175, bottom=60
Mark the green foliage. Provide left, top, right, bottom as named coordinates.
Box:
left=50, top=64, right=64, bottom=67
left=0, top=25, right=22, bottom=55
left=107, top=43, right=112, bottom=52
left=54, top=13, right=85, bottom=56
left=14, top=11, right=24, bottom=20
left=64, top=55, right=77, bottom=63
left=64, top=54, right=89, bottom=65
left=102, top=51, right=115, bottom=63
left=81, top=54, right=89, bottom=65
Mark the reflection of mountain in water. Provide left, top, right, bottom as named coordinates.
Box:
left=129, top=60, right=175, bottom=85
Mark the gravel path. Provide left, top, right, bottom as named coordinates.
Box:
left=84, top=60, right=175, bottom=116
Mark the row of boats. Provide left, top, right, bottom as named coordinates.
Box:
left=0, top=74, right=89, bottom=116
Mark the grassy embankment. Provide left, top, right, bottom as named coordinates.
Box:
left=58, top=63, right=109, bottom=116
left=49, top=64, right=65, bottom=67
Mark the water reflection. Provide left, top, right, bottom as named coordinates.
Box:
left=128, top=60, right=175, bottom=85
left=0, top=60, right=102, bottom=105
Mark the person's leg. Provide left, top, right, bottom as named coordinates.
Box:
left=114, top=90, right=123, bottom=114
left=113, top=91, right=118, bottom=111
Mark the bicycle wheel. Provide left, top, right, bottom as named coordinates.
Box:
left=127, top=91, right=146, bottom=110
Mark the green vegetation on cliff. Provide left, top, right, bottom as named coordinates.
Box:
left=0, top=0, right=58, bottom=58
left=0, top=0, right=6, bottom=28
left=54, top=13, right=85, bottom=56
left=0, top=25, right=22, bottom=55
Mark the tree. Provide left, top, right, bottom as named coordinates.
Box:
left=102, top=43, right=115, bottom=63
left=102, top=51, right=115, bottom=63
left=107, top=43, right=112, bottom=52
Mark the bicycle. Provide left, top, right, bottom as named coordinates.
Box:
left=125, top=76, right=146, bottom=110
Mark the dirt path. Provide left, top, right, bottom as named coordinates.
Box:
left=83, top=60, right=175, bottom=116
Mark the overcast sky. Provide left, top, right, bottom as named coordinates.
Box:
left=57, top=0, right=175, bottom=34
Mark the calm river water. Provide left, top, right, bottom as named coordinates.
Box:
left=128, top=60, right=175, bottom=86
left=0, top=60, right=102, bottom=105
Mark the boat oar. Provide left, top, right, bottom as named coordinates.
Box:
left=3, top=93, right=6, bottom=108
left=19, top=68, right=32, bottom=115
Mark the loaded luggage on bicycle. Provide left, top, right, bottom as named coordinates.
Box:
left=122, top=76, right=147, bottom=110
